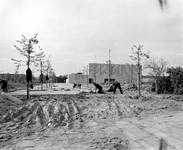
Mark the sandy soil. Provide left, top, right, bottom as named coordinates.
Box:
left=0, top=88, right=183, bottom=149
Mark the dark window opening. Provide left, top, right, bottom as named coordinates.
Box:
left=104, top=78, right=115, bottom=84
left=89, top=78, right=93, bottom=83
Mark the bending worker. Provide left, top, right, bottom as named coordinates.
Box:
left=108, top=80, right=123, bottom=94
left=93, top=82, right=104, bottom=94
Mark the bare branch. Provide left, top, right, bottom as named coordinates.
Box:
left=34, top=33, right=38, bottom=39
left=145, top=57, right=168, bottom=79
left=22, top=34, right=28, bottom=41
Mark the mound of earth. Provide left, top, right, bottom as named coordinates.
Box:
left=0, top=93, right=183, bottom=149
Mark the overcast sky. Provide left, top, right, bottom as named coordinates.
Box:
left=0, top=0, right=182, bottom=76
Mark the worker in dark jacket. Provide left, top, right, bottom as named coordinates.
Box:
left=93, top=82, right=104, bottom=94
left=108, top=81, right=123, bottom=94
left=0, top=80, right=8, bottom=92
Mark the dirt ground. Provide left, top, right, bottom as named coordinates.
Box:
left=0, top=90, right=183, bottom=149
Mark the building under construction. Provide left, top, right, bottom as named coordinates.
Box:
left=68, top=63, right=140, bottom=85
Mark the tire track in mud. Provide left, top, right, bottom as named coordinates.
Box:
left=0, top=95, right=83, bottom=147
left=1, top=93, right=182, bottom=149
left=111, top=100, right=124, bottom=118
left=70, top=98, right=85, bottom=128
left=66, top=99, right=75, bottom=129
left=105, top=95, right=134, bottom=119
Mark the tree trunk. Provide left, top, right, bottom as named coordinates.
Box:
left=155, top=80, right=158, bottom=94
left=108, top=75, right=110, bottom=87
left=137, top=72, right=141, bottom=97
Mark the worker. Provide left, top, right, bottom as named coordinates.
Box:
left=93, top=82, right=104, bottom=94
left=108, top=80, right=123, bottom=94
left=0, top=80, right=8, bottom=92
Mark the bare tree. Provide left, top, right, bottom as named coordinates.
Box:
left=106, top=60, right=116, bottom=86
left=35, top=46, right=45, bottom=91
left=12, top=34, right=42, bottom=99
left=89, top=55, right=100, bottom=83
left=105, top=49, right=117, bottom=86
left=89, top=63, right=99, bottom=83
left=12, top=60, right=25, bottom=74
left=82, top=65, right=89, bottom=87
left=130, top=45, right=149, bottom=97
left=45, top=56, right=55, bottom=86
left=98, top=64, right=105, bottom=84
left=145, top=57, right=168, bottom=94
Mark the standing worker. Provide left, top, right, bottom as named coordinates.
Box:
left=93, top=82, right=104, bottom=94
left=0, top=80, right=8, bottom=92
left=108, top=80, right=123, bottom=94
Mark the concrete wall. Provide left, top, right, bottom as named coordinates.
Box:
left=68, top=63, right=140, bottom=85
left=88, top=63, right=139, bottom=84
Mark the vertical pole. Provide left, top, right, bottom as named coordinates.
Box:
left=27, top=52, right=30, bottom=99
left=108, top=49, right=111, bottom=87
left=137, top=46, right=141, bottom=97
left=46, top=55, right=50, bottom=89
left=131, top=64, right=133, bottom=81
left=40, top=61, right=43, bottom=91
left=46, top=69, right=48, bottom=89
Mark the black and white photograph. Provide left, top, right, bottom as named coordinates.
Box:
left=0, top=0, right=182, bottom=149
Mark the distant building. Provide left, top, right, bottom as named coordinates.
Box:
left=68, top=63, right=140, bottom=85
